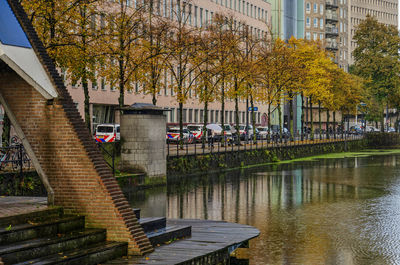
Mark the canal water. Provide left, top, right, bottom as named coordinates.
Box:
left=124, top=151, right=400, bottom=264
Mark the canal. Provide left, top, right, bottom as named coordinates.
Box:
left=124, top=150, right=400, bottom=264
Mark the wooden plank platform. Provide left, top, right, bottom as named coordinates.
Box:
left=0, top=197, right=47, bottom=218
left=105, top=219, right=260, bottom=265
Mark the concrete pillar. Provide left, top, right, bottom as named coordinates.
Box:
left=120, top=103, right=167, bottom=178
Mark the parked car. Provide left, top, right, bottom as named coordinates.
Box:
left=166, top=127, right=194, bottom=144
left=270, top=125, right=289, bottom=140
left=349, top=125, right=363, bottom=134
left=187, top=124, right=204, bottom=142
left=206, top=124, right=223, bottom=142
left=366, top=126, right=380, bottom=132
left=95, top=124, right=120, bottom=143
left=221, top=124, right=235, bottom=143
left=238, top=125, right=257, bottom=140
left=257, top=126, right=269, bottom=139
left=386, top=127, right=396, bottom=133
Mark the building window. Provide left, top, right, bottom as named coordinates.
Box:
left=306, top=17, right=310, bottom=27
left=306, top=32, right=311, bottom=40
left=170, top=108, right=175, bottom=123
left=313, top=3, right=318, bottom=13
left=194, top=109, right=199, bottom=123
left=320, top=18, right=323, bottom=29
left=306, top=2, right=310, bottom=13
left=320, top=4, right=323, bottom=15
left=313, top=18, right=318, bottom=28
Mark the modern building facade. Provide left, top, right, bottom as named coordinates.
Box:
left=348, top=0, right=398, bottom=65
left=66, top=0, right=272, bottom=132
left=305, top=0, right=398, bottom=70
left=269, top=0, right=305, bottom=134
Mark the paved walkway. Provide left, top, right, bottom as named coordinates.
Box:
left=0, top=197, right=47, bottom=218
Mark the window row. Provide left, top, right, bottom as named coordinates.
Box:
left=352, top=0, right=397, bottom=9
left=305, top=32, right=325, bottom=41
left=305, top=3, right=324, bottom=15
left=306, top=17, right=324, bottom=29
left=167, top=108, right=262, bottom=124
left=350, top=6, right=398, bottom=21
left=211, top=0, right=269, bottom=23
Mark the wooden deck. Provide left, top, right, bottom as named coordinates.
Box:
left=105, top=219, right=260, bottom=265
left=0, top=196, right=47, bottom=218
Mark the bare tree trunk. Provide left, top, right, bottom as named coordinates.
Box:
left=202, top=101, right=208, bottom=148
left=318, top=101, right=322, bottom=139
left=278, top=101, right=282, bottom=143
left=250, top=94, right=256, bottom=143
left=220, top=81, right=226, bottom=145
left=309, top=97, right=314, bottom=140
left=326, top=109, right=330, bottom=140
left=301, top=93, right=304, bottom=141
left=267, top=103, right=271, bottom=143
left=333, top=111, right=336, bottom=139
left=179, top=101, right=183, bottom=149
left=234, top=81, right=241, bottom=145
left=289, top=97, right=294, bottom=141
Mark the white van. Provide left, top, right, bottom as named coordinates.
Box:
left=95, top=124, right=120, bottom=143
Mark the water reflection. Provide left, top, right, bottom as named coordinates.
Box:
left=126, top=154, right=400, bottom=265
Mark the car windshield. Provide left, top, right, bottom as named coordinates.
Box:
left=239, top=126, right=246, bottom=130
left=223, top=125, right=231, bottom=131
left=168, top=129, right=180, bottom=133
left=97, top=126, right=114, bottom=133
left=258, top=128, right=268, bottom=131
left=187, top=126, right=201, bottom=131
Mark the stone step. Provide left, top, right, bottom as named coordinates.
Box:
left=15, top=241, right=128, bottom=265
left=133, top=208, right=141, bottom=220
left=146, top=225, right=191, bottom=247
left=0, top=228, right=106, bottom=264
left=0, top=215, right=85, bottom=245
left=139, top=217, right=166, bottom=234
left=0, top=207, right=63, bottom=227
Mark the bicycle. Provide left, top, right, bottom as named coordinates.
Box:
left=0, top=136, right=30, bottom=171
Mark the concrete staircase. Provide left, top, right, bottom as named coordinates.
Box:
left=0, top=207, right=191, bottom=265
left=0, top=208, right=127, bottom=265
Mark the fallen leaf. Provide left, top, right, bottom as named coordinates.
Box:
left=145, top=257, right=150, bottom=260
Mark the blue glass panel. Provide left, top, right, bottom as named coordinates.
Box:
left=0, top=0, right=31, bottom=48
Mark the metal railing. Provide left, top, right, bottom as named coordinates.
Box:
left=167, top=132, right=364, bottom=158
left=97, top=142, right=116, bottom=176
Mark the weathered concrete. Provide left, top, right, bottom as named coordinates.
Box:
left=120, top=105, right=167, bottom=178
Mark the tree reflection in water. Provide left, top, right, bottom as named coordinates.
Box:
left=126, top=154, right=400, bottom=265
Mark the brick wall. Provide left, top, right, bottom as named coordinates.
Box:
left=0, top=68, right=152, bottom=255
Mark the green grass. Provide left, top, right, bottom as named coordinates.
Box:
left=277, top=149, right=400, bottom=164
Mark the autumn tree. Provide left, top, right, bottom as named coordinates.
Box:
left=297, top=41, right=336, bottom=140
left=353, top=15, right=400, bottom=131
left=257, top=38, right=300, bottom=142
left=164, top=0, right=205, bottom=144
left=208, top=15, right=235, bottom=139
left=140, top=2, right=171, bottom=105
left=195, top=31, right=220, bottom=147
left=22, top=0, right=102, bottom=129
left=99, top=1, right=145, bottom=111
left=226, top=23, right=256, bottom=144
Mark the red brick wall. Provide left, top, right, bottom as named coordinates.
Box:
left=0, top=70, right=152, bottom=255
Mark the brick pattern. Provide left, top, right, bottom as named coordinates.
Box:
left=1, top=1, right=153, bottom=255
